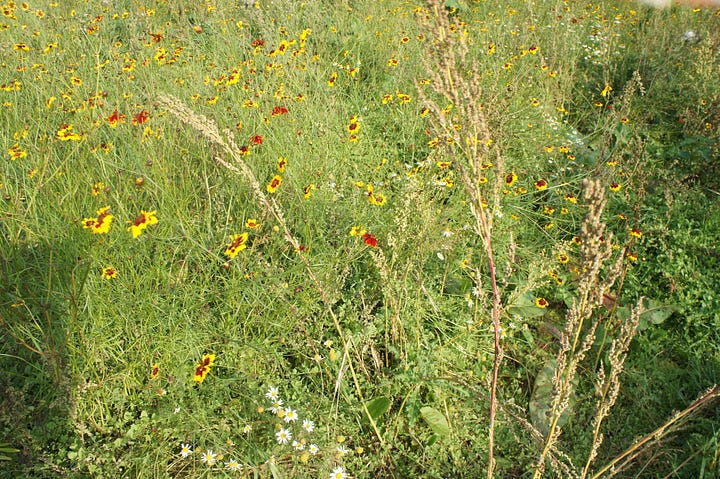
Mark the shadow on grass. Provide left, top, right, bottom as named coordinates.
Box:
left=0, top=229, right=89, bottom=478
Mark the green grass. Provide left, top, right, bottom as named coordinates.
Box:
left=1, top=0, right=719, bottom=478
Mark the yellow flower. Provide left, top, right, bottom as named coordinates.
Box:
left=303, top=184, right=316, bottom=199
left=57, top=124, right=82, bottom=141
left=128, top=210, right=158, bottom=238
left=101, top=267, right=118, bottom=279
left=266, top=175, right=282, bottom=194
left=225, top=233, right=249, bottom=258
left=349, top=226, right=366, bottom=237
left=8, top=144, right=27, bottom=160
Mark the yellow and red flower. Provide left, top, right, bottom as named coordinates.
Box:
left=193, top=353, right=216, bottom=383
left=8, top=144, right=27, bottom=160
left=225, top=233, right=249, bottom=258
left=629, top=227, right=643, bottom=239
left=106, top=110, right=126, bottom=128
left=505, top=172, right=518, bottom=187
left=535, top=297, right=549, bottom=308
left=128, top=210, right=158, bottom=238
left=534, top=179, right=548, bottom=190
left=132, top=110, right=150, bottom=125
left=82, top=206, right=114, bottom=234
left=327, top=72, right=338, bottom=87
left=101, top=266, right=118, bottom=279
left=347, top=116, right=360, bottom=134
left=271, top=105, right=289, bottom=116
left=267, top=175, right=282, bottom=194
left=362, top=232, right=378, bottom=248
left=303, top=184, right=316, bottom=199
left=57, top=124, right=82, bottom=141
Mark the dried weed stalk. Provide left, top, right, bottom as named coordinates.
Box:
left=415, top=2, right=507, bottom=476
left=533, top=179, right=628, bottom=479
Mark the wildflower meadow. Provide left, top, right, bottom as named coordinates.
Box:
left=1, top=0, right=720, bottom=477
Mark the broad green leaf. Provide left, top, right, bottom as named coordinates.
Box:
left=639, top=298, right=677, bottom=328
left=366, top=396, right=392, bottom=422
left=621, top=298, right=678, bottom=330
left=521, top=324, right=535, bottom=348
left=529, top=359, right=576, bottom=436
left=507, top=292, right=548, bottom=318
left=420, top=406, right=450, bottom=437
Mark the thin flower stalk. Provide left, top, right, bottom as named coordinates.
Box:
left=416, top=3, right=506, bottom=476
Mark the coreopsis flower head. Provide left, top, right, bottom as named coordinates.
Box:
left=57, top=124, right=82, bottom=141
left=535, top=297, right=549, bottom=308
left=267, top=175, right=282, bottom=193
left=505, top=172, right=518, bottom=187
left=128, top=210, right=158, bottom=238
left=534, top=179, right=548, bottom=190
left=347, top=116, right=360, bottom=134
left=327, top=72, right=338, bottom=87
left=132, top=110, right=150, bottom=125
left=83, top=206, right=113, bottom=234
left=8, top=144, right=27, bottom=160
left=193, top=353, right=216, bottom=383
left=362, top=232, right=378, bottom=248
left=106, top=110, right=126, bottom=128
left=303, top=184, right=316, bottom=199
left=101, top=266, right=118, bottom=279
left=225, top=233, right=249, bottom=258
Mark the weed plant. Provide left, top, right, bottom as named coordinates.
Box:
left=1, top=0, right=719, bottom=478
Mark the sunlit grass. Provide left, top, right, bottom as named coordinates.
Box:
left=1, top=0, right=719, bottom=478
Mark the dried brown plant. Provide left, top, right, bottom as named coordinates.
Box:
left=415, top=2, right=508, bottom=476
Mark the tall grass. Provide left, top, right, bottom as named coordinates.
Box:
left=1, top=0, right=719, bottom=478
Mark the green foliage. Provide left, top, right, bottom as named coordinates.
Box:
left=0, top=0, right=719, bottom=478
